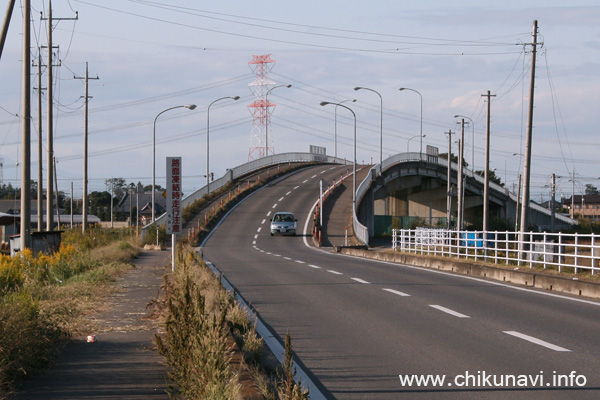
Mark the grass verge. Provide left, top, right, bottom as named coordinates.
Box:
left=0, top=226, right=139, bottom=396
left=154, top=243, right=309, bottom=400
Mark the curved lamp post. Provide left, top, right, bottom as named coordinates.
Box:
left=399, top=87, right=423, bottom=156
left=152, top=104, right=196, bottom=223
left=354, top=87, right=382, bottom=170
left=207, top=96, right=240, bottom=192
left=320, top=101, right=357, bottom=208
left=265, top=84, right=292, bottom=156
left=407, top=134, right=426, bottom=152
left=334, top=99, right=356, bottom=158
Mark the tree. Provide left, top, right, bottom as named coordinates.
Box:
left=439, top=152, right=468, bottom=168
left=475, top=169, right=504, bottom=187
left=585, top=184, right=598, bottom=195
left=105, top=177, right=127, bottom=198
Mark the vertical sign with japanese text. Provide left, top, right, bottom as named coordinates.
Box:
left=166, top=157, right=182, bottom=234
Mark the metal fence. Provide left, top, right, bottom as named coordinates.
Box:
left=392, top=228, right=600, bottom=275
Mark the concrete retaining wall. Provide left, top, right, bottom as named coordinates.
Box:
left=340, top=248, right=600, bottom=299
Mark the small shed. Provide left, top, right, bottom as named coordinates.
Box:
left=9, top=231, right=63, bottom=256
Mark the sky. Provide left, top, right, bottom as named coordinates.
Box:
left=0, top=0, right=599, bottom=205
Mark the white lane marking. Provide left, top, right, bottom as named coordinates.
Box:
left=302, top=180, right=308, bottom=183
left=266, top=252, right=272, bottom=255
left=327, top=270, right=343, bottom=275
left=286, top=191, right=292, bottom=196
left=311, top=175, right=317, bottom=178
left=261, top=219, right=266, bottom=224
left=351, top=277, right=370, bottom=284
left=254, top=234, right=258, bottom=239
left=295, top=260, right=306, bottom=264
left=266, top=211, right=272, bottom=217
left=294, top=186, right=300, bottom=190
left=320, top=170, right=326, bottom=174
left=273, top=254, right=281, bottom=257
left=329, top=166, right=336, bottom=170
left=429, top=305, right=471, bottom=319
left=252, top=241, right=256, bottom=245
left=257, top=227, right=262, bottom=233
left=383, top=288, right=411, bottom=297
left=272, top=203, right=278, bottom=208
left=309, top=264, right=321, bottom=269
left=503, top=331, right=571, bottom=352
left=278, top=197, right=284, bottom=202
left=283, top=257, right=292, bottom=260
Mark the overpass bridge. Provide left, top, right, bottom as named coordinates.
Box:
left=353, top=152, right=576, bottom=244
left=143, top=150, right=576, bottom=244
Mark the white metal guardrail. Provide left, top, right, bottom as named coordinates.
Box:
left=143, top=152, right=348, bottom=233
left=392, top=228, right=600, bottom=274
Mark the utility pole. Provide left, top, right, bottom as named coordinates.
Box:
left=457, top=120, right=465, bottom=230
left=74, top=62, right=99, bottom=233
left=551, top=173, right=556, bottom=232
left=42, top=1, right=77, bottom=231
left=0, top=0, right=16, bottom=62
left=445, top=130, right=454, bottom=229
left=519, top=20, right=540, bottom=235
left=20, top=0, right=31, bottom=250
left=35, top=49, right=45, bottom=231
left=515, top=174, right=521, bottom=232
left=481, top=90, right=496, bottom=232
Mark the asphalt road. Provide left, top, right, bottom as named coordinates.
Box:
left=201, top=164, right=600, bottom=399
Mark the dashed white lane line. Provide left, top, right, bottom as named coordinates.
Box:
left=286, top=191, right=292, bottom=196
left=302, top=180, right=308, bottom=183
left=429, top=305, right=471, bottom=319
left=278, top=197, right=284, bottom=202
left=351, top=277, right=370, bottom=284
left=383, top=288, right=411, bottom=297
left=294, top=186, right=300, bottom=190
left=327, top=270, right=343, bottom=275
left=311, top=175, right=317, bottom=178
left=272, top=203, right=278, bottom=208
left=295, top=260, right=306, bottom=264
left=266, top=211, right=272, bottom=217
left=320, top=170, right=326, bottom=174
left=283, top=257, right=292, bottom=261
left=273, top=254, right=281, bottom=257
left=252, top=241, right=256, bottom=245
left=254, top=234, right=258, bottom=239
left=257, top=227, right=262, bottom=233
left=261, top=219, right=266, bottom=224
left=503, top=331, right=571, bottom=352
left=309, top=264, right=321, bottom=269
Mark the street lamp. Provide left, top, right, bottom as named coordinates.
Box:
left=152, top=104, right=196, bottom=223
left=265, top=84, right=292, bottom=156
left=454, top=115, right=474, bottom=170
left=399, top=87, right=423, bottom=156
left=334, top=99, right=356, bottom=158
left=207, top=96, right=240, bottom=192
left=407, top=134, right=426, bottom=153
left=354, top=87, right=382, bottom=170
left=320, top=101, right=357, bottom=208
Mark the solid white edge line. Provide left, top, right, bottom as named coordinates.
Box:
left=429, top=305, right=471, bottom=318
left=351, top=277, right=370, bottom=284
left=503, top=331, right=571, bottom=352
left=383, top=288, right=411, bottom=297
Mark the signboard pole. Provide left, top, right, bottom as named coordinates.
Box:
left=166, top=157, right=182, bottom=271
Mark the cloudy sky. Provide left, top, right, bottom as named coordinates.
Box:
left=0, top=0, right=599, bottom=204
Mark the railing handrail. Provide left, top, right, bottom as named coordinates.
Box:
left=392, top=227, right=599, bottom=274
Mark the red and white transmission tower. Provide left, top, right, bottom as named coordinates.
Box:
left=247, top=54, right=276, bottom=160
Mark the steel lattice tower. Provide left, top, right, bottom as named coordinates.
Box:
left=248, top=54, right=276, bottom=160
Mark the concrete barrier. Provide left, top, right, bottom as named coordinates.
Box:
left=340, top=248, right=600, bottom=299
